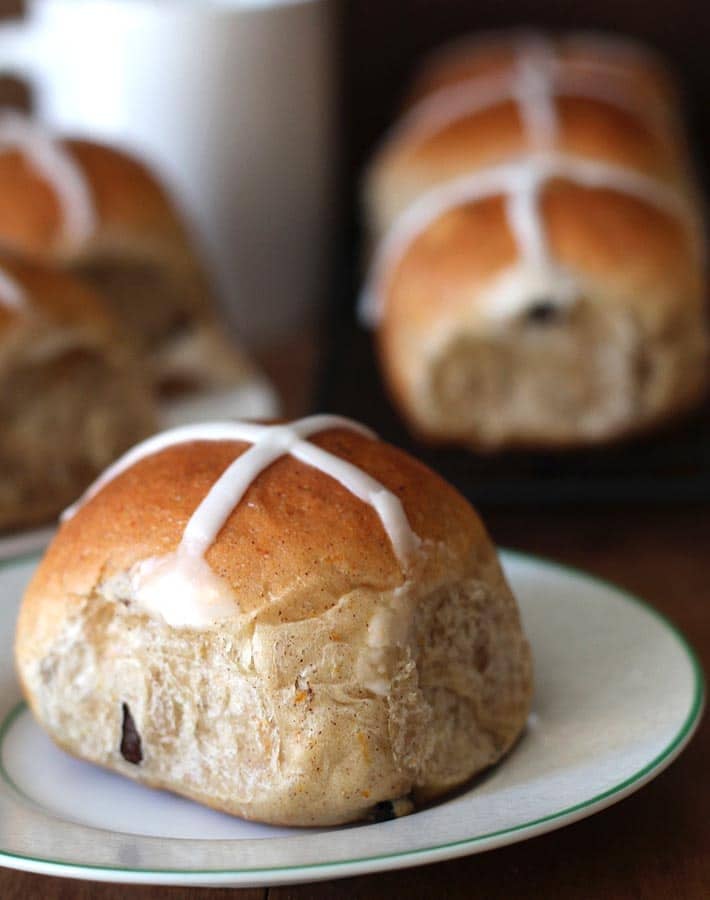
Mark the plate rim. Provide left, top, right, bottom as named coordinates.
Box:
left=0, top=548, right=704, bottom=885
left=0, top=527, right=55, bottom=564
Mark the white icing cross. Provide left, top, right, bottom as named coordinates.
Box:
left=0, top=112, right=96, bottom=248
left=0, top=266, right=27, bottom=311
left=360, top=34, right=696, bottom=326
left=391, top=33, right=671, bottom=149
left=360, top=152, right=695, bottom=325
left=63, top=415, right=421, bottom=568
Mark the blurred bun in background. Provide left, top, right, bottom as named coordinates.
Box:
left=0, top=253, right=156, bottom=530
left=0, top=112, right=254, bottom=397
left=361, top=32, right=707, bottom=451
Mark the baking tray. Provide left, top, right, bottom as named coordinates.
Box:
left=315, top=237, right=710, bottom=508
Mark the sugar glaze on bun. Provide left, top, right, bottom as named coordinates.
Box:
left=16, top=416, right=532, bottom=826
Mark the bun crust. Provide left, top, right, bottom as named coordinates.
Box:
left=367, top=33, right=687, bottom=237
left=0, top=122, right=251, bottom=393
left=406, top=32, right=676, bottom=108
left=0, top=140, right=186, bottom=261
left=0, top=255, right=156, bottom=529
left=16, top=423, right=532, bottom=825
left=0, top=252, right=118, bottom=335
left=368, top=100, right=686, bottom=237
left=382, top=185, right=700, bottom=340
left=363, top=32, right=707, bottom=449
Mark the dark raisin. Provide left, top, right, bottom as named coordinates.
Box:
left=525, top=299, right=559, bottom=324
left=366, top=796, right=414, bottom=823
left=120, top=703, right=143, bottom=764
left=369, top=800, right=397, bottom=822
left=474, top=641, right=490, bottom=673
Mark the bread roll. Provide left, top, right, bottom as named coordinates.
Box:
left=0, top=255, right=156, bottom=530
left=0, top=112, right=251, bottom=395
left=362, top=32, right=707, bottom=449
left=15, top=416, right=532, bottom=826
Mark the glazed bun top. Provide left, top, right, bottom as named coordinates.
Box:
left=22, top=416, right=488, bottom=647
left=364, top=29, right=694, bottom=248
left=360, top=30, right=703, bottom=336
left=0, top=112, right=189, bottom=262
left=406, top=30, right=677, bottom=115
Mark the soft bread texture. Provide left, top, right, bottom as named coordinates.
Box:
left=15, top=425, right=532, bottom=826
left=0, top=128, right=252, bottom=394
left=363, top=32, right=708, bottom=449
left=0, top=256, right=156, bottom=529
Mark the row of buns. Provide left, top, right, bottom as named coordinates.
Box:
left=10, top=30, right=704, bottom=829
left=361, top=31, right=708, bottom=449
left=0, top=112, right=253, bottom=529
left=2, top=111, right=532, bottom=826
left=0, top=257, right=155, bottom=529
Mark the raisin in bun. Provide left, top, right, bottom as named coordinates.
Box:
left=15, top=416, right=532, bottom=826
left=361, top=32, right=707, bottom=450
left=0, top=254, right=156, bottom=530
left=0, top=112, right=252, bottom=395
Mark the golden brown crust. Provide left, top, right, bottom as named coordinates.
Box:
left=18, top=427, right=487, bottom=653
left=15, top=428, right=531, bottom=825
left=0, top=140, right=189, bottom=262
left=407, top=33, right=677, bottom=114
left=379, top=188, right=705, bottom=448
left=382, top=196, right=517, bottom=344
left=381, top=182, right=699, bottom=344
left=366, top=32, right=707, bottom=450
left=366, top=32, right=691, bottom=236
left=0, top=253, right=158, bottom=532
left=0, top=151, right=63, bottom=255
left=68, top=141, right=187, bottom=249
left=0, top=132, right=251, bottom=395
left=375, top=98, right=682, bottom=201
left=0, top=253, right=119, bottom=337
left=544, top=182, right=701, bottom=322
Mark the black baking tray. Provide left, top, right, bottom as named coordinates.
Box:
left=315, top=237, right=710, bottom=509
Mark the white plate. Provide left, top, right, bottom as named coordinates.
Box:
left=0, top=377, right=280, bottom=563
left=158, top=376, right=280, bottom=430
left=0, top=551, right=702, bottom=887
